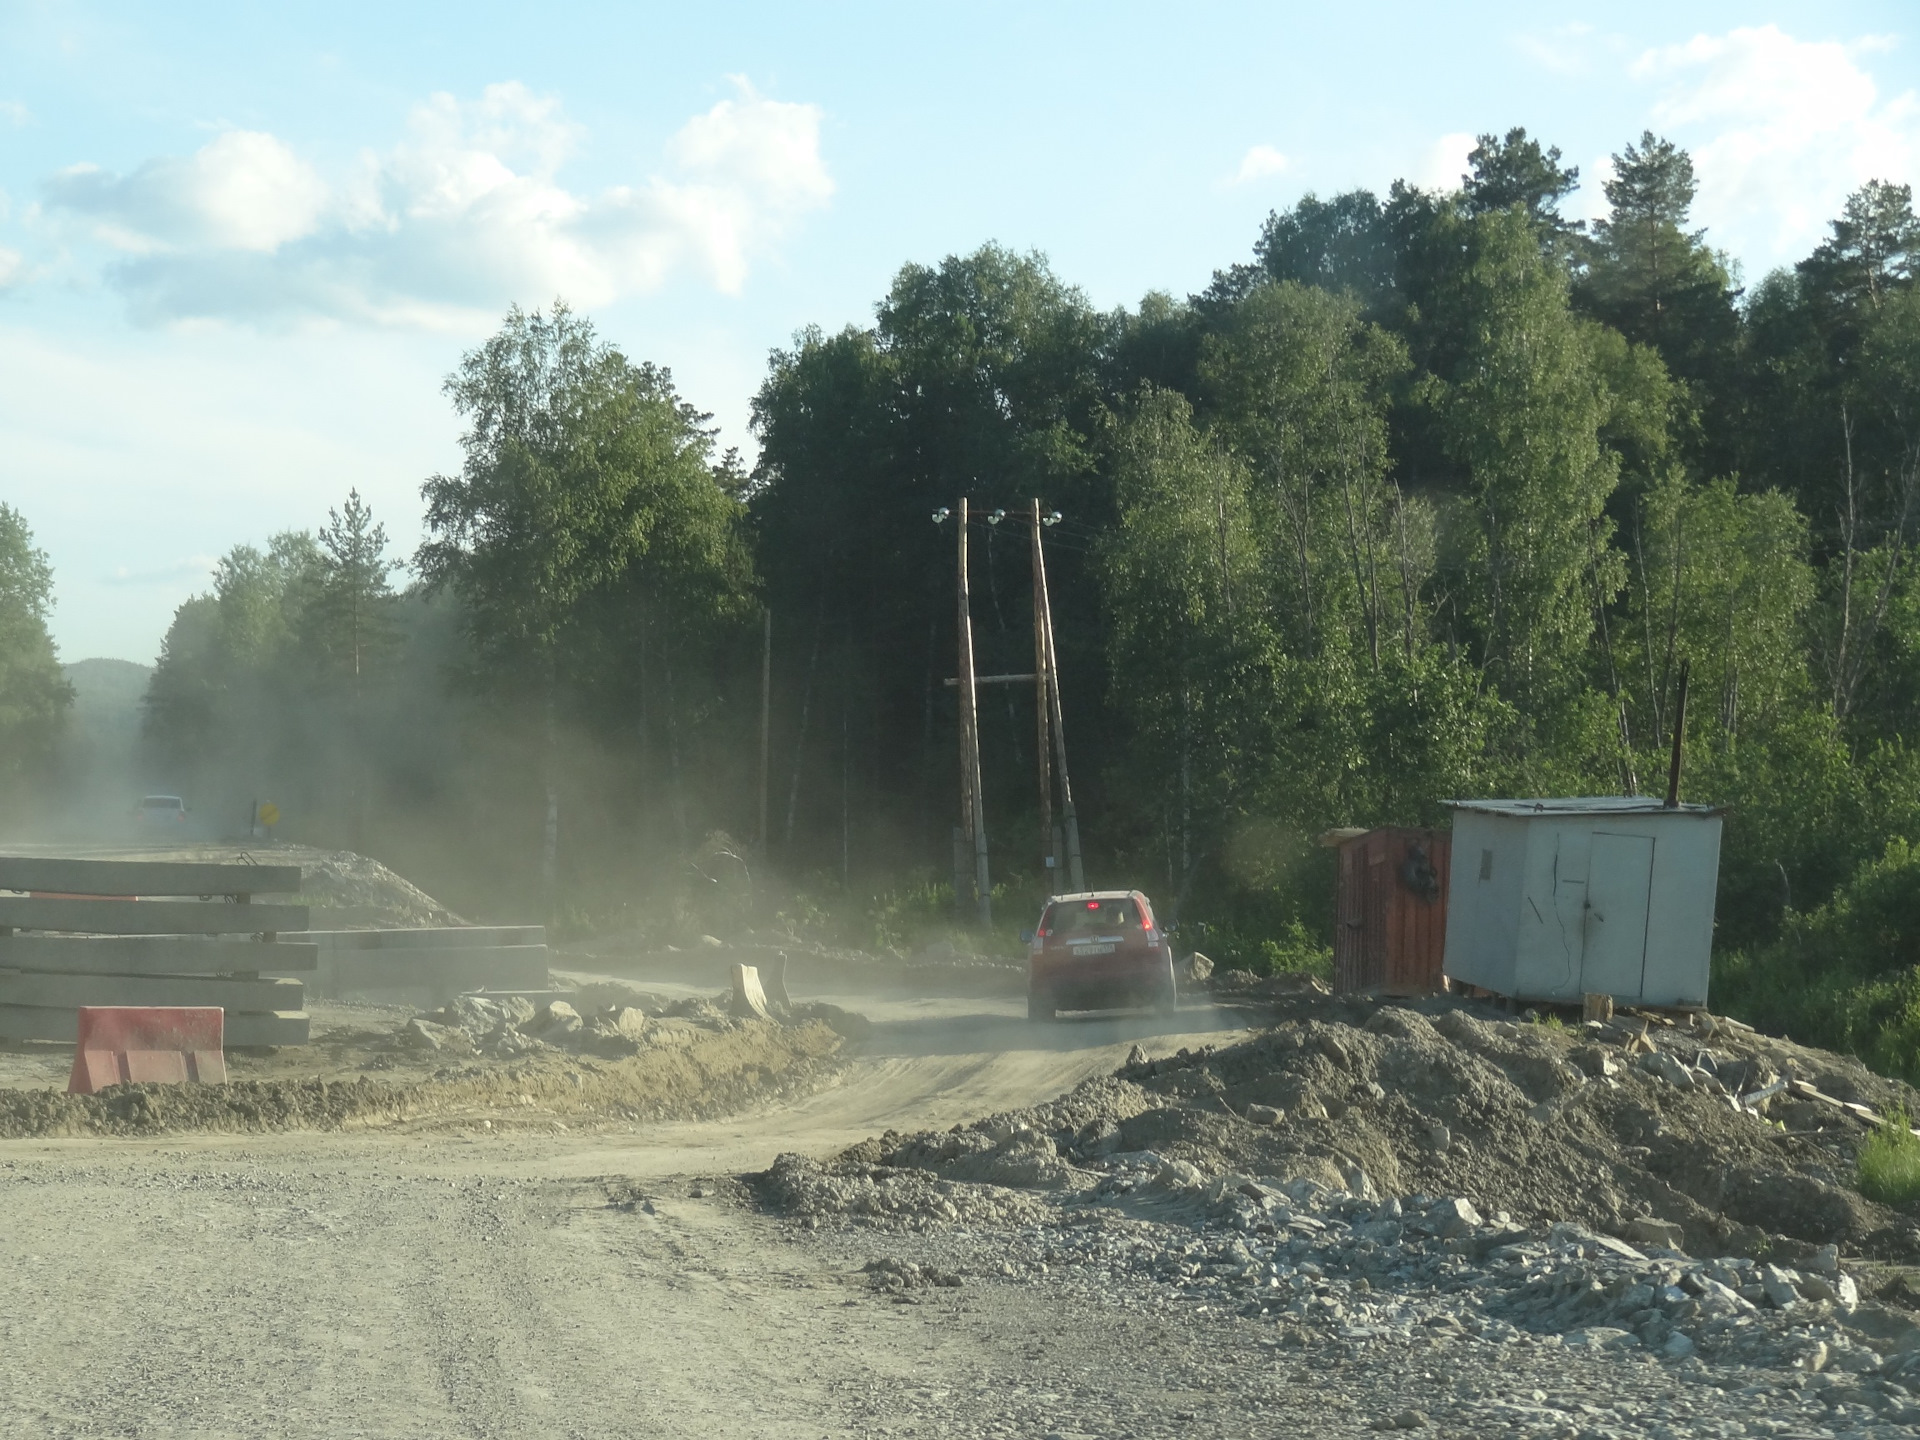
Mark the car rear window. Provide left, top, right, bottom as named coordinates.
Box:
left=1041, top=898, right=1142, bottom=935
left=140, top=796, right=184, bottom=810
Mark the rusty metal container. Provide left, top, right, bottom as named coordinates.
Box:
left=1332, top=827, right=1451, bottom=996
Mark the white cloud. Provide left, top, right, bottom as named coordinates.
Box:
left=1230, top=144, right=1290, bottom=185
left=50, top=129, right=329, bottom=254
left=1633, top=25, right=1920, bottom=269
left=0, top=247, right=21, bottom=289
left=38, top=78, right=833, bottom=327
left=1515, top=21, right=1599, bottom=75
left=0, top=100, right=29, bottom=127
left=1413, top=132, right=1477, bottom=192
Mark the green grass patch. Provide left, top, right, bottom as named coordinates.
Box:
left=1857, top=1109, right=1920, bottom=1207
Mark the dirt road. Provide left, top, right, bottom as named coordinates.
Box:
left=0, top=986, right=1279, bottom=1438
left=0, top=978, right=1868, bottom=1437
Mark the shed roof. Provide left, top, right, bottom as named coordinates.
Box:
left=1447, top=796, right=1723, bottom=818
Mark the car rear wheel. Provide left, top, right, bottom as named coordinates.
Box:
left=1028, top=992, right=1056, bottom=1023
left=1153, top=961, right=1178, bottom=1016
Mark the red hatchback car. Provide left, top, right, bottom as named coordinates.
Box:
left=1027, top=889, right=1177, bottom=1022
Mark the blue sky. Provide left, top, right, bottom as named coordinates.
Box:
left=2, top=1, right=1916, bottom=662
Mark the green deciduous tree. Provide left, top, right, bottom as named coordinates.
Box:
left=1419, top=207, right=1623, bottom=750
left=0, top=505, right=73, bottom=796
left=1100, top=387, right=1260, bottom=886
left=1199, top=280, right=1409, bottom=666
left=1250, top=191, right=1396, bottom=315
left=417, top=301, right=752, bottom=909
left=750, top=247, right=1117, bottom=874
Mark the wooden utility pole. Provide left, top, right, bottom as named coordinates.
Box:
left=757, top=606, right=771, bottom=852
left=956, top=499, right=992, bottom=926
left=1031, top=500, right=1054, bottom=889
left=1031, top=508, right=1086, bottom=892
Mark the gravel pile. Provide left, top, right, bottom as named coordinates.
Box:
left=400, top=994, right=681, bottom=1060
left=757, top=993, right=1920, bottom=1405
left=760, top=1149, right=1053, bottom=1228
left=398, top=988, right=866, bottom=1063
left=297, top=849, right=466, bottom=926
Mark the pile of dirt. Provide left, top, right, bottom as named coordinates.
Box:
left=755, top=994, right=1920, bottom=1384
left=763, top=993, right=1920, bottom=1269
left=0, top=1013, right=844, bottom=1140
left=295, top=848, right=466, bottom=927
left=394, top=986, right=868, bottom=1062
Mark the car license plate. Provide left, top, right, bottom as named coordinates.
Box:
left=1071, top=943, right=1116, bottom=956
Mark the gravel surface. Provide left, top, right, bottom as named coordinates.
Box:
left=4, top=975, right=1918, bottom=1436
left=8, top=1142, right=1907, bottom=1440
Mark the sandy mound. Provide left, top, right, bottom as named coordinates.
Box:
left=295, top=848, right=466, bottom=927
left=765, top=993, right=1920, bottom=1271
left=0, top=1014, right=843, bottom=1139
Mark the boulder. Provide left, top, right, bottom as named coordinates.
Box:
left=1637, top=1050, right=1697, bottom=1090
left=446, top=995, right=501, bottom=1034
left=1430, top=1196, right=1482, bottom=1238
left=604, top=1006, right=648, bottom=1040
left=1625, top=1217, right=1686, bottom=1251
left=1152, top=1158, right=1206, bottom=1191
left=1660, top=1332, right=1697, bottom=1360
left=1759, top=1266, right=1802, bottom=1309
left=1564, top=1326, right=1640, bottom=1350
left=400, top=1017, right=452, bottom=1050
left=1570, top=1044, right=1618, bottom=1080
left=1245, top=1104, right=1284, bottom=1126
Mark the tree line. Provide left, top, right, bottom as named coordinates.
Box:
left=6, top=127, right=1920, bottom=1060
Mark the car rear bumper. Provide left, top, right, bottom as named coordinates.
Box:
left=1029, top=950, right=1170, bottom=1010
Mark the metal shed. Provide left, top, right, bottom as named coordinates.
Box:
left=1331, top=827, right=1450, bottom=996
left=1441, top=798, right=1723, bottom=1007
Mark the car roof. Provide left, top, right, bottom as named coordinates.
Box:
left=140, top=794, right=184, bottom=803
left=1046, top=890, right=1147, bottom=903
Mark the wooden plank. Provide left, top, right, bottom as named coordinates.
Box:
left=300, top=927, right=545, bottom=951
left=0, top=857, right=302, bottom=898
left=0, top=1005, right=310, bottom=1048
left=0, top=897, right=308, bottom=935
left=0, top=971, right=302, bottom=1012
left=0, top=935, right=317, bottom=974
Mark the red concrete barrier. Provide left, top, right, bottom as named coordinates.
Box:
left=67, top=1007, right=227, bottom=1094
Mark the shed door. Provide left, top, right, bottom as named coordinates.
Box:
left=1582, top=832, right=1654, bottom=998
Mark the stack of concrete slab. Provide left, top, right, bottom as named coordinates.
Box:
left=289, top=927, right=548, bottom=1005
left=0, top=856, right=313, bottom=1048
